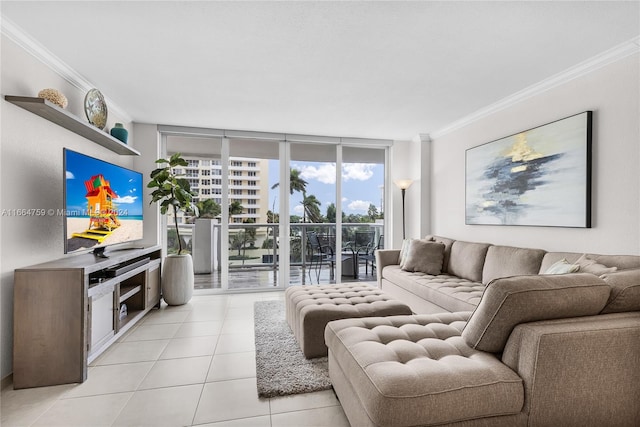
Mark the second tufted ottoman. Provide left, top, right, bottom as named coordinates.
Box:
left=325, top=313, right=524, bottom=426
left=285, top=283, right=412, bottom=358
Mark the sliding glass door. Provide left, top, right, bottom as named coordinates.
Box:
left=290, top=142, right=338, bottom=284
left=342, top=146, right=386, bottom=281
left=161, top=126, right=390, bottom=293
left=226, top=138, right=281, bottom=290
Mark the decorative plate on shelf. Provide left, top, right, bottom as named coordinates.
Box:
left=84, top=88, right=108, bottom=130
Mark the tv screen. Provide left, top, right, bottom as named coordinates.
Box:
left=64, top=149, right=143, bottom=255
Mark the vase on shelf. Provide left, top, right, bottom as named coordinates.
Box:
left=110, top=123, right=128, bottom=144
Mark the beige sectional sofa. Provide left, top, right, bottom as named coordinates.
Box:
left=325, top=236, right=640, bottom=426
left=376, top=235, right=639, bottom=314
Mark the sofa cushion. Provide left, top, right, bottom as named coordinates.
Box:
left=574, top=254, right=618, bottom=275
left=482, top=245, right=546, bottom=284
left=600, top=268, right=640, bottom=314
left=325, top=313, right=524, bottom=427
left=543, top=259, right=580, bottom=274
left=425, top=235, right=456, bottom=271
left=447, top=240, right=491, bottom=282
left=383, top=265, right=484, bottom=311
left=540, top=252, right=640, bottom=274
left=401, top=240, right=445, bottom=275
left=398, top=239, right=412, bottom=268
left=462, top=273, right=611, bottom=353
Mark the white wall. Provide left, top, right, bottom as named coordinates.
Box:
left=0, top=35, right=139, bottom=380
left=389, top=139, right=422, bottom=248
left=430, top=54, right=640, bottom=255
left=132, top=123, right=162, bottom=251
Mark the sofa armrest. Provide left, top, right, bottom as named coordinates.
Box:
left=502, top=313, right=640, bottom=426
left=375, top=249, right=400, bottom=287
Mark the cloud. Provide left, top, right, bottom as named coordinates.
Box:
left=66, top=171, right=75, bottom=179
left=114, top=196, right=138, bottom=204
left=342, top=163, right=375, bottom=181
left=295, top=162, right=376, bottom=185
left=299, top=163, right=336, bottom=184
left=348, top=200, right=371, bottom=212
left=293, top=205, right=305, bottom=215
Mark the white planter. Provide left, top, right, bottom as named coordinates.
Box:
left=194, top=219, right=219, bottom=274
left=162, top=254, right=194, bottom=305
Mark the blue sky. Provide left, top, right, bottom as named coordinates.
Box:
left=268, top=160, right=384, bottom=216
left=64, top=149, right=143, bottom=217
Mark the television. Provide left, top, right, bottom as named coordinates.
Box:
left=64, top=148, right=144, bottom=257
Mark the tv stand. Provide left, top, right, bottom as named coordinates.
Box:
left=13, top=246, right=162, bottom=389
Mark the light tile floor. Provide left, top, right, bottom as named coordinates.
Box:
left=1, top=291, right=351, bottom=427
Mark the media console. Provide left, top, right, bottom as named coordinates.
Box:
left=13, top=246, right=162, bottom=389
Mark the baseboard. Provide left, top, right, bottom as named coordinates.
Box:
left=1, top=373, right=13, bottom=390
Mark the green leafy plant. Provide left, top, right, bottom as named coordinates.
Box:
left=148, top=153, right=198, bottom=254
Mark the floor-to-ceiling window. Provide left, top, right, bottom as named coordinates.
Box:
left=164, top=134, right=224, bottom=289
left=290, top=142, right=338, bottom=284
left=226, top=138, right=282, bottom=290
left=160, top=126, right=391, bottom=293
left=342, top=145, right=386, bottom=281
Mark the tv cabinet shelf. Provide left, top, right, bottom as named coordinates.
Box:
left=4, top=95, right=140, bottom=156
left=119, top=309, right=144, bottom=331
left=13, top=246, right=161, bottom=389
left=119, top=284, right=142, bottom=302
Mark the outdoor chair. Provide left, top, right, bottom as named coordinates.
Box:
left=353, top=231, right=376, bottom=276
left=306, top=231, right=335, bottom=283
left=369, top=234, right=384, bottom=274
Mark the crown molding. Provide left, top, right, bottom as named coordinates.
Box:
left=412, top=133, right=431, bottom=144
left=1, top=17, right=132, bottom=122
left=431, top=35, right=640, bottom=139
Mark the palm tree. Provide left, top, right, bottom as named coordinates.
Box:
left=271, top=168, right=308, bottom=195
left=193, top=198, right=221, bottom=219
left=301, top=193, right=322, bottom=223
left=229, top=200, right=243, bottom=222
left=266, top=210, right=279, bottom=223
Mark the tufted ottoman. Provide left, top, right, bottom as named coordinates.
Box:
left=325, top=313, right=525, bottom=427
left=285, top=283, right=412, bottom=358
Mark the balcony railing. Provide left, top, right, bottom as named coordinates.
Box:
left=167, top=221, right=384, bottom=288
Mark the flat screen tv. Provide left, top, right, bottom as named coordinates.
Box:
left=64, top=148, right=143, bottom=257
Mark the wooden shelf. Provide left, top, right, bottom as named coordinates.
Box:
left=119, top=284, right=142, bottom=303
left=4, top=95, right=140, bottom=156
left=119, top=310, right=144, bottom=333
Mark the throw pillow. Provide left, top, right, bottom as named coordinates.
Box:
left=544, top=259, right=580, bottom=275
left=462, top=273, right=610, bottom=353
left=574, top=254, right=618, bottom=276
left=398, top=239, right=412, bottom=268
left=600, top=268, right=640, bottom=314
left=401, top=240, right=445, bottom=275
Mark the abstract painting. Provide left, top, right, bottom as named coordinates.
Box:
left=465, top=111, right=592, bottom=227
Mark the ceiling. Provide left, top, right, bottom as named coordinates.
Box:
left=2, top=1, right=639, bottom=140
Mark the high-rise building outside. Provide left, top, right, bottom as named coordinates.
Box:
left=169, top=155, right=270, bottom=225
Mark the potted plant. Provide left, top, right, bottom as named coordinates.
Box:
left=148, top=153, right=198, bottom=305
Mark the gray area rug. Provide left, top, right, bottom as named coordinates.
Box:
left=254, top=300, right=332, bottom=398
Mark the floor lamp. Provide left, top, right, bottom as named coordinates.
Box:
left=394, top=179, right=413, bottom=239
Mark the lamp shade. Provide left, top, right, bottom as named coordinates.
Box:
left=394, top=179, right=414, bottom=190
